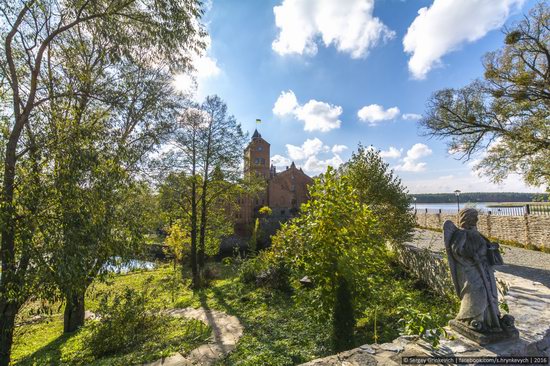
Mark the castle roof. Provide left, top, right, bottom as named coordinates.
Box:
left=252, top=129, right=261, bottom=138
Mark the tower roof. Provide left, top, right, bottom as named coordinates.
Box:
left=252, top=129, right=261, bottom=138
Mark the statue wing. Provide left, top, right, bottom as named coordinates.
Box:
left=443, top=220, right=461, bottom=296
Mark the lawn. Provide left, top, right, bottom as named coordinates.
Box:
left=13, top=258, right=458, bottom=366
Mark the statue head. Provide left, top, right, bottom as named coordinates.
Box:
left=458, top=208, right=478, bottom=229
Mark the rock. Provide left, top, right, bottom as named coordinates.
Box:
left=299, top=276, right=313, bottom=287
left=378, top=343, right=403, bottom=353
left=359, top=344, right=376, bottom=354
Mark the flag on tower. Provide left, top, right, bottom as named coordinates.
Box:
left=256, top=119, right=261, bottom=125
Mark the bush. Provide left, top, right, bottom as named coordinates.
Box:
left=339, top=146, right=415, bottom=243
left=270, top=168, right=385, bottom=318
left=86, top=288, right=154, bottom=357
left=255, top=262, right=292, bottom=294
left=332, top=276, right=355, bottom=352
left=238, top=254, right=292, bottom=293
left=59, top=287, right=210, bottom=364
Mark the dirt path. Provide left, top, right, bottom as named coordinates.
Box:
left=144, top=307, right=243, bottom=366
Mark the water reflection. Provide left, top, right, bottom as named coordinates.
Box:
left=102, top=258, right=156, bottom=274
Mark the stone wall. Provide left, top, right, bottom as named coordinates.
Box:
left=415, top=212, right=550, bottom=251
left=389, top=242, right=454, bottom=298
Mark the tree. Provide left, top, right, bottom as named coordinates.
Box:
left=421, top=2, right=549, bottom=188
left=0, top=1, right=205, bottom=363
left=196, top=97, right=246, bottom=269
left=270, top=168, right=386, bottom=351
left=339, top=145, right=415, bottom=243
left=165, top=96, right=246, bottom=288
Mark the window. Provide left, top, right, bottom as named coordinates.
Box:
left=290, top=184, right=295, bottom=191
left=291, top=199, right=297, bottom=206
left=257, top=146, right=263, bottom=151
left=281, top=210, right=285, bottom=215
left=260, top=158, right=265, bottom=165
left=255, top=158, right=260, bottom=165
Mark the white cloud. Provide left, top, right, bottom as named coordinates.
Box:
left=304, top=154, right=344, bottom=175
left=271, top=154, right=292, bottom=168
left=296, top=100, right=342, bottom=132
left=402, top=113, right=422, bottom=120
left=282, top=138, right=346, bottom=175
left=273, top=90, right=299, bottom=116
left=380, top=146, right=402, bottom=159
left=403, top=0, right=524, bottom=79
left=286, top=138, right=325, bottom=161
left=395, top=143, right=432, bottom=172
left=272, top=0, right=394, bottom=58
left=407, top=143, right=432, bottom=160
left=332, top=144, right=348, bottom=154
left=173, top=35, right=221, bottom=95
left=273, top=90, right=342, bottom=132
left=357, top=104, right=400, bottom=125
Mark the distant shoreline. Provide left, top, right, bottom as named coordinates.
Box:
left=410, top=192, right=548, bottom=204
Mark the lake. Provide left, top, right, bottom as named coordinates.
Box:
left=410, top=202, right=527, bottom=215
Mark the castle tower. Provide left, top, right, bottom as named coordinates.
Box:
left=234, top=127, right=313, bottom=236
left=244, top=129, right=270, bottom=178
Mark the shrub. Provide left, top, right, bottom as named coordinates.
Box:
left=339, top=146, right=415, bottom=243
left=270, top=168, right=386, bottom=351
left=332, top=276, right=355, bottom=352
left=60, top=287, right=210, bottom=364
left=238, top=254, right=292, bottom=293
left=255, top=262, right=292, bottom=294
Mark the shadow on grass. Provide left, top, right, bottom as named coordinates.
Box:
left=15, top=332, right=74, bottom=366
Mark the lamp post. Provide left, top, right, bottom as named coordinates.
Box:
left=454, top=190, right=461, bottom=212
left=413, top=197, right=417, bottom=212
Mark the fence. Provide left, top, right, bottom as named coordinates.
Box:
left=415, top=204, right=550, bottom=217
left=415, top=210, right=550, bottom=251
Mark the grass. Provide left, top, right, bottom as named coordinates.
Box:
left=13, top=260, right=457, bottom=366
left=12, top=266, right=211, bottom=366
left=13, top=315, right=209, bottom=366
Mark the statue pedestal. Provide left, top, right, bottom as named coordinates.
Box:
left=449, top=319, right=519, bottom=346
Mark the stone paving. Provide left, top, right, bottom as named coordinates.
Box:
left=144, top=307, right=243, bottom=366
left=411, top=229, right=550, bottom=287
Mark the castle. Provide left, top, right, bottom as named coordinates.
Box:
left=235, top=129, right=313, bottom=227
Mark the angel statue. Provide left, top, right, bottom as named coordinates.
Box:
left=443, top=208, right=518, bottom=344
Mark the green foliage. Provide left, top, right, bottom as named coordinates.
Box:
left=398, top=307, right=449, bottom=348
left=332, top=276, right=355, bottom=352
left=237, top=252, right=291, bottom=293
left=258, top=206, right=273, bottom=216
left=421, top=2, right=549, bottom=187
left=340, top=146, right=415, bottom=243
left=165, top=220, right=192, bottom=262
left=249, top=218, right=261, bottom=253
left=14, top=262, right=456, bottom=366
left=59, top=287, right=208, bottom=365
left=271, top=167, right=385, bottom=318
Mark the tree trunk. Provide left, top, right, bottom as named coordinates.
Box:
left=198, top=179, right=208, bottom=269
left=188, top=174, right=200, bottom=289
left=0, top=301, right=19, bottom=366
left=64, top=290, right=85, bottom=333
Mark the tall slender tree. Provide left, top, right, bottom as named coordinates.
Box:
left=166, top=96, right=246, bottom=288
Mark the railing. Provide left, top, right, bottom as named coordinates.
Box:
left=414, top=204, right=550, bottom=216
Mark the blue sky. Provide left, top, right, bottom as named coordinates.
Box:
left=175, top=0, right=543, bottom=193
